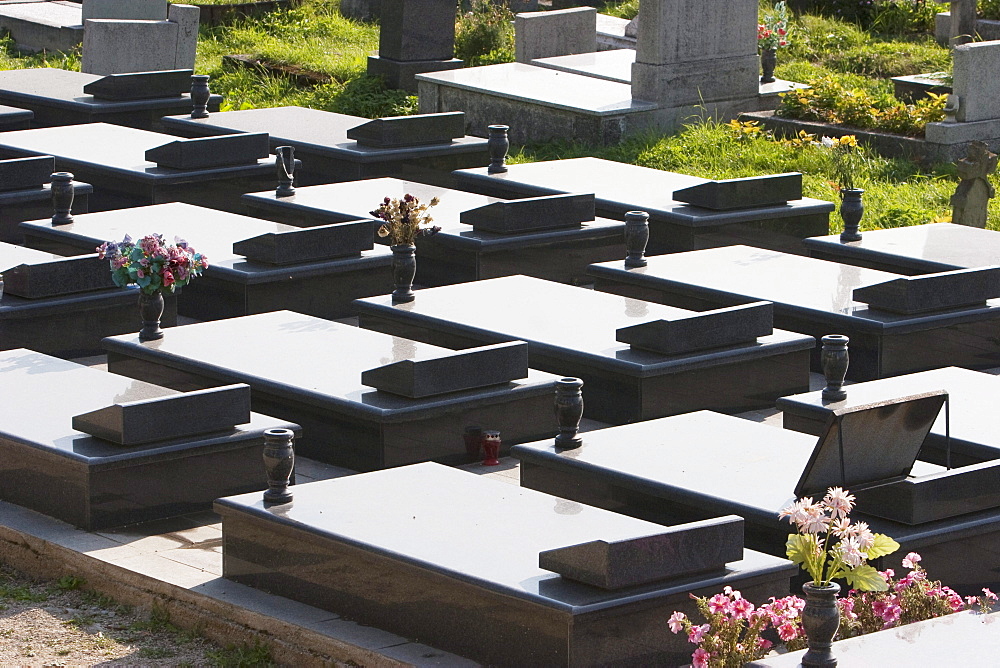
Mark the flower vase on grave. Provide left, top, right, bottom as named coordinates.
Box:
left=262, top=428, right=295, bottom=504
left=482, top=430, right=501, bottom=466
left=190, top=75, right=211, bottom=119
left=821, top=334, right=849, bottom=401
left=50, top=172, right=75, bottom=225
left=554, top=377, right=584, bottom=449
left=488, top=125, right=509, bottom=174
left=138, top=291, right=165, bottom=341
left=839, top=188, right=864, bottom=242
left=624, top=211, right=650, bottom=268
left=760, top=48, right=778, bottom=84
left=801, top=581, right=841, bottom=667
left=391, top=244, right=417, bottom=303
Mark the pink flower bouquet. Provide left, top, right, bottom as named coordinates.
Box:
left=97, top=233, right=208, bottom=296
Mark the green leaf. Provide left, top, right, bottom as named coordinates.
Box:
left=865, top=533, right=899, bottom=560
left=785, top=534, right=812, bottom=566
left=844, top=564, right=888, bottom=592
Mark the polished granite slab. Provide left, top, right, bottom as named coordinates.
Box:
left=0, top=103, right=31, bottom=130
left=20, top=202, right=394, bottom=320
left=805, top=223, right=1000, bottom=275
left=0, top=348, right=296, bottom=530
left=1, top=241, right=176, bottom=356
left=588, top=245, right=1000, bottom=380
left=216, top=462, right=795, bottom=667
left=160, top=106, right=489, bottom=187
left=102, top=310, right=561, bottom=471
left=353, top=275, right=814, bottom=423
left=0, top=123, right=281, bottom=213
left=0, top=68, right=222, bottom=130
left=778, top=367, right=1000, bottom=466
left=530, top=49, right=637, bottom=84
left=243, top=177, right=626, bottom=286
left=0, top=178, right=91, bottom=244
left=453, top=157, right=834, bottom=255
left=511, top=410, right=1000, bottom=594
left=750, top=609, right=1000, bottom=667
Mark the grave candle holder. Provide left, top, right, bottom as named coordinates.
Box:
left=482, top=429, right=501, bottom=466
left=275, top=145, right=295, bottom=197
left=50, top=172, right=75, bottom=225
left=263, top=428, right=295, bottom=504
left=487, top=124, right=509, bottom=174
left=624, top=211, right=649, bottom=268
left=463, top=425, right=483, bottom=459
left=821, top=334, right=849, bottom=401
left=190, top=75, right=211, bottom=119
left=554, top=377, right=584, bottom=449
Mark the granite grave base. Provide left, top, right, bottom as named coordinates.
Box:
left=0, top=180, right=91, bottom=244
left=216, top=463, right=796, bottom=666
left=0, top=349, right=297, bottom=530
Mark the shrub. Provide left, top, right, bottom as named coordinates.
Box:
left=981, top=0, right=1000, bottom=20
left=454, top=0, right=515, bottom=67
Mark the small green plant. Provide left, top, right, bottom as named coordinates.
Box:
left=55, top=575, right=85, bottom=591
left=983, top=0, right=1000, bottom=20
left=454, top=0, right=515, bottom=66
left=206, top=639, right=276, bottom=668
left=138, top=646, right=178, bottom=659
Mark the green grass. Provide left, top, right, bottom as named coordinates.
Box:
left=206, top=640, right=276, bottom=668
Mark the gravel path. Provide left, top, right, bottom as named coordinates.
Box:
left=0, top=563, right=269, bottom=667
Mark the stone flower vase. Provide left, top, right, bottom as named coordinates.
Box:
left=801, top=581, right=841, bottom=667
left=262, top=428, right=295, bottom=504
left=138, top=291, right=165, bottom=341
left=820, top=334, right=849, bottom=401
left=839, top=188, right=864, bottom=242
left=761, top=48, right=778, bottom=84
left=390, top=244, right=416, bottom=303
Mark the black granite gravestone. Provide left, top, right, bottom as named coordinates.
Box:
left=513, top=406, right=1000, bottom=593
left=160, top=106, right=489, bottom=187
left=82, top=69, right=193, bottom=101
left=460, top=193, right=595, bottom=234
left=346, top=111, right=465, bottom=147
left=0, top=68, right=222, bottom=130
left=144, top=133, right=270, bottom=169
left=19, top=203, right=392, bottom=320
left=852, top=267, right=1000, bottom=314
left=588, top=245, right=1000, bottom=380
left=0, top=155, right=53, bottom=191
left=0, top=349, right=297, bottom=530
left=215, top=462, right=795, bottom=666
left=101, top=311, right=561, bottom=470
left=242, top=177, right=625, bottom=286
left=671, top=173, right=803, bottom=210
left=0, top=104, right=32, bottom=131
left=453, top=158, right=834, bottom=255
left=1, top=253, right=113, bottom=298
left=352, top=275, right=813, bottom=423
left=615, top=302, right=774, bottom=355
left=0, top=174, right=92, bottom=244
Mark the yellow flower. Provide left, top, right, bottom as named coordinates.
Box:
left=377, top=225, right=390, bottom=237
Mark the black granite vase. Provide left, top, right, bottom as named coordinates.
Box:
left=554, top=377, right=584, bottom=449
left=839, top=188, right=864, bottom=242
left=821, top=334, right=849, bottom=401
left=801, top=581, right=841, bottom=667
left=50, top=172, right=75, bottom=225
left=275, top=145, right=295, bottom=196
left=624, top=211, right=650, bottom=268
left=190, top=75, right=211, bottom=119
left=138, top=291, right=165, bottom=341
left=487, top=124, right=509, bottom=174
left=263, top=428, right=295, bottom=504
left=761, top=48, right=777, bottom=84
left=391, top=244, right=416, bottom=303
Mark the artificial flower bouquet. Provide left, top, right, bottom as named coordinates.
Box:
left=370, top=193, right=442, bottom=246
left=97, top=233, right=207, bottom=295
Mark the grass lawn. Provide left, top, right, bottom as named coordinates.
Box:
left=0, top=0, right=996, bottom=230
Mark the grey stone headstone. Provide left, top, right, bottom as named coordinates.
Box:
left=672, top=173, right=803, bottom=210
left=461, top=193, right=595, bottom=234
left=82, top=0, right=169, bottom=21
left=1, top=254, right=115, bottom=299
left=852, top=266, right=1000, bottom=314
left=953, top=40, right=1000, bottom=123
left=71, top=384, right=252, bottom=446
left=378, top=0, right=456, bottom=62
left=361, top=341, right=529, bottom=398
left=144, top=133, right=270, bottom=169
left=539, top=515, right=744, bottom=589
left=83, top=69, right=193, bottom=100
left=232, top=221, right=375, bottom=265
left=346, top=111, right=465, bottom=148
left=795, top=390, right=947, bottom=497
left=514, top=7, right=597, bottom=64
left=0, top=155, right=54, bottom=192
left=616, top=302, right=774, bottom=355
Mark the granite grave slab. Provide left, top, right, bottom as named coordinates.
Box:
left=512, top=408, right=1000, bottom=594
left=531, top=48, right=636, bottom=84
left=216, top=462, right=796, bottom=666
left=778, top=366, right=1000, bottom=467
left=242, top=178, right=626, bottom=287
left=352, top=275, right=814, bottom=423
left=0, top=348, right=296, bottom=530
left=805, top=222, right=1000, bottom=275
left=0, top=103, right=32, bottom=130
left=19, top=202, right=393, bottom=320
left=102, top=310, right=562, bottom=471
left=0, top=1, right=83, bottom=54
left=81, top=68, right=192, bottom=100
left=453, top=157, right=834, bottom=255
left=0, top=241, right=176, bottom=356
left=0, top=155, right=54, bottom=192
left=0, top=68, right=221, bottom=130
left=0, top=123, right=286, bottom=213
left=588, top=245, right=1000, bottom=380
left=144, top=132, right=270, bottom=170
left=160, top=106, right=489, bottom=187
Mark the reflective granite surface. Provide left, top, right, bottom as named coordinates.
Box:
left=0, top=348, right=295, bottom=529
left=531, top=49, right=636, bottom=84
left=805, top=222, right=1000, bottom=275
left=160, top=106, right=488, bottom=161
left=217, top=462, right=794, bottom=665
left=1, top=239, right=66, bottom=267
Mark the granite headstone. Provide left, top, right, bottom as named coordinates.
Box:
left=231, top=221, right=375, bottom=265
left=144, top=132, right=270, bottom=169
left=460, top=193, right=595, bottom=234
left=615, top=302, right=774, bottom=355
left=345, top=111, right=465, bottom=148
left=82, top=68, right=192, bottom=100
left=0, top=156, right=54, bottom=192
left=852, top=266, right=1000, bottom=314
left=672, top=173, right=803, bottom=211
